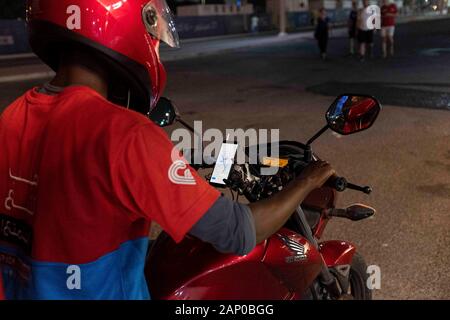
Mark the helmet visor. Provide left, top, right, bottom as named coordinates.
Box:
left=142, top=0, right=180, bottom=48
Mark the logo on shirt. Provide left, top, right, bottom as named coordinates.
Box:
left=4, top=168, right=38, bottom=216
left=0, top=214, right=33, bottom=254
left=168, top=160, right=197, bottom=185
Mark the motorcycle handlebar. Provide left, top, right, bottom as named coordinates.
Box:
left=327, top=176, right=348, bottom=192
left=190, top=154, right=373, bottom=195
left=327, top=176, right=372, bottom=194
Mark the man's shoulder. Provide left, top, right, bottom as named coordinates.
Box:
left=62, top=86, right=153, bottom=130
left=0, top=92, right=27, bottom=118
left=42, top=87, right=166, bottom=152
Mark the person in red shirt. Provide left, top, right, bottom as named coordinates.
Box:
left=0, top=0, right=334, bottom=299
left=381, top=0, right=398, bottom=58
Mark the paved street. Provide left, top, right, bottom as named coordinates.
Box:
left=1, top=17, right=449, bottom=299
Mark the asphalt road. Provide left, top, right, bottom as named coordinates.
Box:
left=0, top=18, right=449, bottom=299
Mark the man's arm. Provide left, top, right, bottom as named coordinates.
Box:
left=116, top=123, right=333, bottom=251
left=249, top=160, right=334, bottom=243
left=189, top=196, right=256, bottom=256
left=356, top=10, right=362, bottom=29
left=189, top=161, right=334, bottom=255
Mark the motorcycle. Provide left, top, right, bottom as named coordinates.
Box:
left=145, top=94, right=381, bottom=300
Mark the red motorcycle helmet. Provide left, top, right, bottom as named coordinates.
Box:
left=26, top=0, right=180, bottom=115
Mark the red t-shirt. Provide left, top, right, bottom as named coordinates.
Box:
left=0, top=86, right=219, bottom=299
left=381, top=4, right=397, bottom=27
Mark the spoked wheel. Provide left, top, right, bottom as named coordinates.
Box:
left=347, top=252, right=372, bottom=300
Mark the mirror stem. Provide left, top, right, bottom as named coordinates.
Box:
left=306, top=125, right=329, bottom=146
left=178, top=118, right=196, bottom=134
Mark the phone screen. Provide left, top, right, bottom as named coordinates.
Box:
left=210, top=143, right=238, bottom=185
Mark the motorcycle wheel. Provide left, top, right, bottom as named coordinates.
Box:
left=347, top=252, right=372, bottom=300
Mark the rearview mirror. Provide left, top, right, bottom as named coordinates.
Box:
left=326, top=94, right=381, bottom=135
left=149, top=97, right=178, bottom=127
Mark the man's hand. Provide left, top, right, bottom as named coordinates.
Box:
left=298, top=160, right=336, bottom=191
left=249, top=160, right=336, bottom=244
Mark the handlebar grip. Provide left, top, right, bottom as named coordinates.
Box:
left=327, top=176, right=348, bottom=192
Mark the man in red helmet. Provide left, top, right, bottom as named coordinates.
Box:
left=0, top=0, right=334, bottom=299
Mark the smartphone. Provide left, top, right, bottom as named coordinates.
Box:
left=210, top=142, right=239, bottom=186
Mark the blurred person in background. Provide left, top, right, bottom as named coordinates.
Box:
left=314, top=8, right=330, bottom=60
left=251, top=15, right=259, bottom=33
left=347, top=1, right=358, bottom=56
left=357, top=0, right=375, bottom=61
left=381, top=0, right=398, bottom=58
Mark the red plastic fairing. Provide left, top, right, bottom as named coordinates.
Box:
left=146, top=233, right=284, bottom=300
left=146, top=228, right=324, bottom=300
left=262, top=229, right=322, bottom=295
left=318, top=240, right=356, bottom=267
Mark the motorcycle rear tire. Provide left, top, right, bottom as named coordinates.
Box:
left=348, top=252, right=373, bottom=300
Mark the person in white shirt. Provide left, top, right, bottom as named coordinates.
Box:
left=357, top=0, right=375, bottom=61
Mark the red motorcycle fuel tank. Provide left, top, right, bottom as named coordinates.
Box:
left=146, top=228, right=322, bottom=300
left=262, top=228, right=322, bottom=296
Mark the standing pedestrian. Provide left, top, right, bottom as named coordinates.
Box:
left=314, top=8, right=330, bottom=60
left=348, top=1, right=358, bottom=56
left=251, top=15, right=259, bottom=33
left=381, top=0, right=398, bottom=58
left=357, top=0, right=375, bottom=61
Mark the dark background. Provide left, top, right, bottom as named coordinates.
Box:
left=0, top=0, right=26, bottom=19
